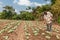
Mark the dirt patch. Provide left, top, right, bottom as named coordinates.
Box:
left=0, top=20, right=60, bottom=40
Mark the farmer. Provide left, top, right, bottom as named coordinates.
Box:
left=44, top=11, right=53, bottom=31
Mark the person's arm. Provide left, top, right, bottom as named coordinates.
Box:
left=44, top=19, right=46, bottom=24
left=43, top=15, right=46, bottom=24
left=50, top=13, right=53, bottom=21
left=51, top=13, right=53, bottom=18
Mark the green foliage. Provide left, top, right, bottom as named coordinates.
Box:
left=0, top=5, right=51, bottom=20
left=19, top=11, right=35, bottom=20
left=32, top=6, right=43, bottom=19
left=0, top=10, right=13, bottom=19
left=57, top=16, right=60, bottom=24
left=32, top=5, right=51, bottom=20
left=51, top=0, right=60, bottom=21
left=26, top=6, right=31, bottom=10
left=51, top=0, right=56, bottom=5
left=42, top=5, right=51, bottom=11
left=3, top=6, right=15, bottom=11
left=12, top=13, right=20, bottom=20
left=0, top=6, right=17, bottom=19
left=45, top=0, right=56, bottom=5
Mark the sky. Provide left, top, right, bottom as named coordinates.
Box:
left=0, top=0, right=51, bottom=13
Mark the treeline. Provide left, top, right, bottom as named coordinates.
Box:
left=0, top=0, right=60, bottom=23
left=0, top=5, right=51, bottom=20
left=0, top=6, right=35, bottom=20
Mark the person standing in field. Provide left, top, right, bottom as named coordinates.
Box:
left=44, top=11, right=53, bottom=31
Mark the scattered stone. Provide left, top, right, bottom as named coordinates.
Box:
left=56, top=34, right=60, bottom=39
left=40, top=28, right=42, bottom=29
left=0, top=29, right=5, bottom=34
left=34, top=33, right=38, bottom=36
left=56, top=35, right=60, bottom=39
left=3, top=36, right=9, bottom=40
left=45, top=35, right=51, bottom=39
left=25, top=32, right=31, bottom=36
left=26, top=36, right=29, bottom=39
left=41, top=33, right=45, bottom=35
left=45, top=31, right=51, bottom=34
left=33, top=31, right=37, bottom=33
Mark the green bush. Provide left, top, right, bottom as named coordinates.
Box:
left=57, top=16, right=60, bottom=24
left=19, top=11, right=35, bottom=20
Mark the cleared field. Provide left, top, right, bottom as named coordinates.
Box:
left=0, top=20, right=60, bottom=40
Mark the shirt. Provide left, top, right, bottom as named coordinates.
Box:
left=44, top=11, right=53, bottom=24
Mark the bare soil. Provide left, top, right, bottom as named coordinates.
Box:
left=0, top=20, right=60, bottom=40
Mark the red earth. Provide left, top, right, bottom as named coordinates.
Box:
left=0, top=20, right=60, bottom=40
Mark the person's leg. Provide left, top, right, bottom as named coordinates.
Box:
left=47, top=24, right=50, bottom=31
left=49, top=23, right=52, bottom=31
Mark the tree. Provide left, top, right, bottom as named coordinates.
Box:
left=12, top=14, right=20, bottom=20
left=26, top=6, right=31, bottom=10
left=1, top=6, right=16, bottom=19
left=51, top=0, right=60, bottom=21
left=19, top=11, right=35, bottom=20
left=45, top=0, right=56, bottom=5
left=3, top=6, right=15, bottom=12
left=32, top=5, right=51, bottom=20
